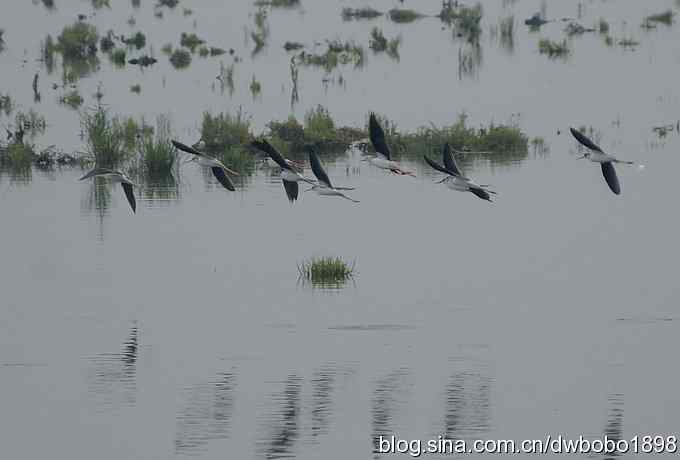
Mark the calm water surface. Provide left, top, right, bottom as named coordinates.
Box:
left=1, top=0, right=679, bottom=458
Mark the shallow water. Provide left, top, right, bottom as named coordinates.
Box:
left=2, top=1, right=680, bottom=459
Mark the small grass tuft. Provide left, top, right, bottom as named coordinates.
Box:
left=298, top=257, right=355, bottom=286
left=598, top=18, right=610, bottom=34
left=180, top=32, right=205, bottom=52
left=200, top=109, right=252, bottom=155
left=342, top=7, right=382, bottom=21
left=369, top=27, right=401, bottom=59
left=123, top=31, right=146, bottom=49
left=389, top=8, right=423, bottom=24
left=130, top=84, right=141, bottom=94
left=169, top=48, right=191, bottom=69
left=139, top=115, right=176, bottom=177
left=110, top=47, right=127, bottom=66
left=249, top=75, right=262, bottom=97
left=60, top=90, right=84, bottom=109
left=82, top=106, right=129, bottom=167
left=538, top=38, right=569, bottom=58
left=56, top=22, right=99, bottom=59
left=645, top=10, right=674, bottom=26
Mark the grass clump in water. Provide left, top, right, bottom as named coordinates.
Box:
left=82, top=106, right=130, bottom=167
left=342, top=7, right=382, bottom=21
left=297, top=40, right=365, bottom=72
left=249, top=76, right=262, bottom=97
left=139, top=115, right=177, bottom=177
left=55, top=22, right=99, bottom=59
left=389, top=8, right=423, bottom=24
left=200, top=109, right=252, bottom=155
left=254, top=0, right=299, bottom=7
left=169, top=48, right=191, bottom=69
left=598, top=18, right=610, bottom=34
left=180, top=32, right=205, bottom=52
left=538, top=38, right=569, bottom=58
left=130, top=84, right=141, bottom=94
left=369, top=27, right=401, bottom=59
left=110, top=48, right=127, bottom=66
left=298, top=257, right=355, bottom=286
left=644, top=10, right=674, bottom=27
left=123, top=31, right=146, bottom=49
left=60, top=90, right=84, bottom=109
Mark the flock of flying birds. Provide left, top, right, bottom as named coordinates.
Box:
left=78, top=113, right=635, bottom=213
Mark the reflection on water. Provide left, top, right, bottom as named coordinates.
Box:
left=174, top=371, right=237, bottom=456
left=256, top=374, right=302, bottom=459
left=372, top=368, right=413, bottom=457
left=443, top=371, right=492, bottom=440
left=141, top=174, right=182, bottom=204
left=602, top=394, right=624, bottom=460
left=86, top=325, right=139, bottom=411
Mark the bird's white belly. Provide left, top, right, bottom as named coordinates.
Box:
left=370, top=158, right=397, bottom=170
left=280, top=169, right=301, bottom=181
left=445, top=178, right=470, bottom=192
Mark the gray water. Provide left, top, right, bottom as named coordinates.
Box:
left=2, top=1, right=680, bottom=459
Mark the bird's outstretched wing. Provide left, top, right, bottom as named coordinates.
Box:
left=79, top=168, right=117, bottom=181
left=120, top=182, right=137, bottom=213
left=442, top=143, right=465, bottom=177
left=469, top=186, right=492, bottom=202
left=570, top=127, right=604, bottom=153
left=423, top=155, right=451, bottom=175
left=601, top=162, right=621, bottom=195
left=282, top=179, right=298, bottom=202
left=172, top=140, right=207, bottom=157
left=211, top=167, right=236, bottom=191
left=251, top=139, right=290, bottom=170
left=369, top=113, right=391, bottom=160
left=308, top=151, right=332, bottom=188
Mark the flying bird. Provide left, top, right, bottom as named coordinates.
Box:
left=570, top=127, right=634, bottom=195
left=424, top=143, right=496, bottom=201
left=306, top=149, right=359, bottom=203
left=251, top=139, right=315, bottom=202
left=79, top=168, right=137, bottom=213
left=366, top=113, right=415, bottom=177
left=171, top=140, right=239, bottom=191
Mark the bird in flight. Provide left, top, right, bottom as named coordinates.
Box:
left=306, top=148, right=359, bottom=203
left=79, top=168, right=137, bottom=213
left=171, top=140, right=239, bottom=191
left=366, top=113, right=415, bottom=177
left=570, top=127, right=634, bottom=195
left=251, top=139, right=315, bottom=202
left=424, top=143, right=496, bottom=201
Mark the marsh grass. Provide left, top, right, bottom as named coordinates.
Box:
left=123, top=31, right=146, bottom=49
left=249, top=76, right=262, bottom=97
left=221, top=145, right=256, bottom=175
left=297, top=41, right=365, bottom=72
left=298, top=257, right=356, bottom=286
left=110, top=48, right=127, bottom=66
left=538, top=38, right=569, bottom=58
left=170, top=48, right=191, bottom=69
left=389, top=9, right=423, bottom=24
left=180, top=32, right=205, bottom=52
left=3, top=143, right=35, bottom=169
left=138, top=115, right=177, bottom=177
left=645, top=10, right=674, bottom=26
left=200, top=109, right=252, bottom=155
left=60, top=90, right=84, bottom=109
left=369, top=28, right=401, bottom=59
left=598, top=18, right=610, bottom=34
left=82, top=106, right=129, bottom=167
left=55, top=22, right=99, bottom=59
left=499, top=16, right=515, bottom=51
left=342, top=7, right=382, bottom=21
left=254, top=0, right=299, bottom=7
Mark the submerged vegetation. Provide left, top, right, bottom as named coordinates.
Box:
left=342, top=7, right=382, bottom=21
left=298, top=257, right=356, bottom=287
left=538, top=38, right=569, bottom=58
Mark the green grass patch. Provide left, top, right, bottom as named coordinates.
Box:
left=297, top=40, right=365, bottom=71
left=369, top=27, right=401, bottom=59
left=645, top=10, right=674, bottom=26
left=138, top=115, right=176, bottom=178
left=123, top=31, right=146, bottom=49
left=388, top=8, right=423, bottom=24
left=110, top=48, right=127, bottom=66
left=538, top=38, right=569, bottom=58
left=298, top=256, right=355, bottom=286
left=60, top=90, right=84, bottom=109
left=342, top=7, right=382, bottom=21
left=200, top=109, right=252, bottom=155
left=598, top=18, right=610, bottom=34
left=82, top=106, right=130, bottom=167
left=169, top=48, right=191, bottom=69
left=55, top=22, right=99, bottom=59
left=180, top=32, right=205, bottom=52
left=249, top=76, right=262, bottom=97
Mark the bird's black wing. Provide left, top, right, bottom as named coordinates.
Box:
left=442, top=143, right=464, bottom=176
left=369, top=113, right=391, bottom=160
left=570, top=127, right=604, bottom=153
left=171, top=140, right=206, bottom=157
left=251, top=139, right=290, bottom=170
left=601, top=162, right=621, bottom=195
left=212, top=167, right=236, bottom=191
left=120, top=182, right=136, bottom=213
left=424, top=155, right=452, bottom=175
left=282, top=179, right=298, bottom=202
left=469, top=186, right=492, bottom=202
left=308, top=151, right=331, bottom=188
